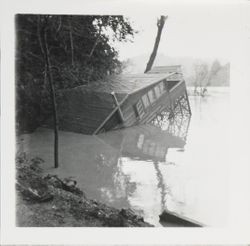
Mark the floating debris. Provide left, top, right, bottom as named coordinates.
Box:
left=159, top=209, right=204, bottom=227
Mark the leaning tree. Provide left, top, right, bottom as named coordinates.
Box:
left=144, top=15, right=168, bottom=73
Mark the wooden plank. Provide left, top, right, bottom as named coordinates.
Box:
left=93, top=94, right=129, bottom=135
left=111, top=92, right=125, bottom=122
left=136, top=100, right=145, bottom=118
left=123, top=112, right=135, bottom=121
left=169, top=80, right=184, bottom=92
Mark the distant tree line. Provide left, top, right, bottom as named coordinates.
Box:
left=193, top=59, right=229, bottom=96
left=16, top=14, right=136, bottom=133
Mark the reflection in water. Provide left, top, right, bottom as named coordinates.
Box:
left=21, top=113, right=190, bottom=225
left=98, top=120, right=188, bottom=163
left=153, top=161, right=172, bottom=213
left=152, top=109, right=191, bottom=142
left=95, top=117, right=190, bottom=223
left=151, top=93, right=191, bottom=141
left=21, top=88, right=229, bottom=226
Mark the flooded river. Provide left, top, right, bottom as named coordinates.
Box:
left=19, top=87, right=230, bottom=227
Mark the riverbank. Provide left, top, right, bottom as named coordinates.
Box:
left=16, top=153, right=153, bottom=227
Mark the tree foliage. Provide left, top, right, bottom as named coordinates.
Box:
left=16, top=14, right=135, bottom=133
left=193, top=59, right=223, bottom=96
left=206, top=59, right=221, bottom=86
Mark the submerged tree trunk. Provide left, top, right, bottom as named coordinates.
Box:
left=44, top=32, right=59, bottom=168
left=37, top=16, right=59, bottom=168
left=144, top=15, right=168, bottom=73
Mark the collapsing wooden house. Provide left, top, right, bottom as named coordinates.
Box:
left=54, top=66, right=191, bottom=135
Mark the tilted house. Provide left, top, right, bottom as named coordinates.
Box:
left=54, top=65, right=191, bottom=135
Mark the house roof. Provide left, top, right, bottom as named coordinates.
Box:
left=54, top=72, right=174, bottom=134
left=73, top=73, right=172, bottom=95
left=147, top=65, right=182, bottom=74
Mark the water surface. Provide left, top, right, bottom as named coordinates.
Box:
left=20, top=87, right=230, bottom=226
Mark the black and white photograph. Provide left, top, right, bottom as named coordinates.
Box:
left=1, top=0, right=250, bottom=244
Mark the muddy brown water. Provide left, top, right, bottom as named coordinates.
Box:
left=19, top=87, right=230, bottom=226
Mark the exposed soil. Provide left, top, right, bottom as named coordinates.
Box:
left=16, top=153, right=153, bottom=227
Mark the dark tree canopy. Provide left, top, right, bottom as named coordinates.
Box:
left=16, top=14, right=135, bottom=133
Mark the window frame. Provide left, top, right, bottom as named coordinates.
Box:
left=142, top=94, right=150, bottom=109
left=159, top=81, right=166, bottom=94
left=148, top=89, right=157, bottom=104
left=154, top=85, right=161, bottom=99
left=135, top=100, right=145, bottom=119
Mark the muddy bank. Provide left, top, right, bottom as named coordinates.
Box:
left=16, top=153, right=153, bottom=227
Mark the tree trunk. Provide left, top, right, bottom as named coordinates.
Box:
left=88, top=24, right=102, bottom=59
left=144, top=16, right=168, bottom=73
left=37, top=16, right=59, bottom=168
left=68, top=16, right=74, bottom=67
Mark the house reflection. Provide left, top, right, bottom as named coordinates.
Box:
left=39, top=112, right=191, bottom=218
left=95, top=113, right=191, bottom=215
left=98, top=119, right=189, bottom=163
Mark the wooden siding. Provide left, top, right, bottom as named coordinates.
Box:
left=167, top=80, right=179, bottom=91
left=120, top=80, right=164, bottom=127
left=120, top=80, right=187, bottom=127
left=54, top=89, right=115, bottom=135
left=169, top=80, right=187, bottom=102
left=101, top=111, right=122, bottom=133
left=120, top=79, right=167, bottom=127
left=121, top=106, right=137, bottom=127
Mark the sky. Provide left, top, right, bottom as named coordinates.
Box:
left=112, top=3, right=250, bottom=62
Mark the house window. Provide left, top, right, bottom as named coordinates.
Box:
left=142, top=94, right=150, bottom=108
left=137, top=134, right=144, bottom=149
left=154, top=85, right=161, bottom=98
left=148, top=90, right=156, bottom=104
left=159, top=81, right=166, bottom=94
left=135, top=100, right=145, bottom=119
